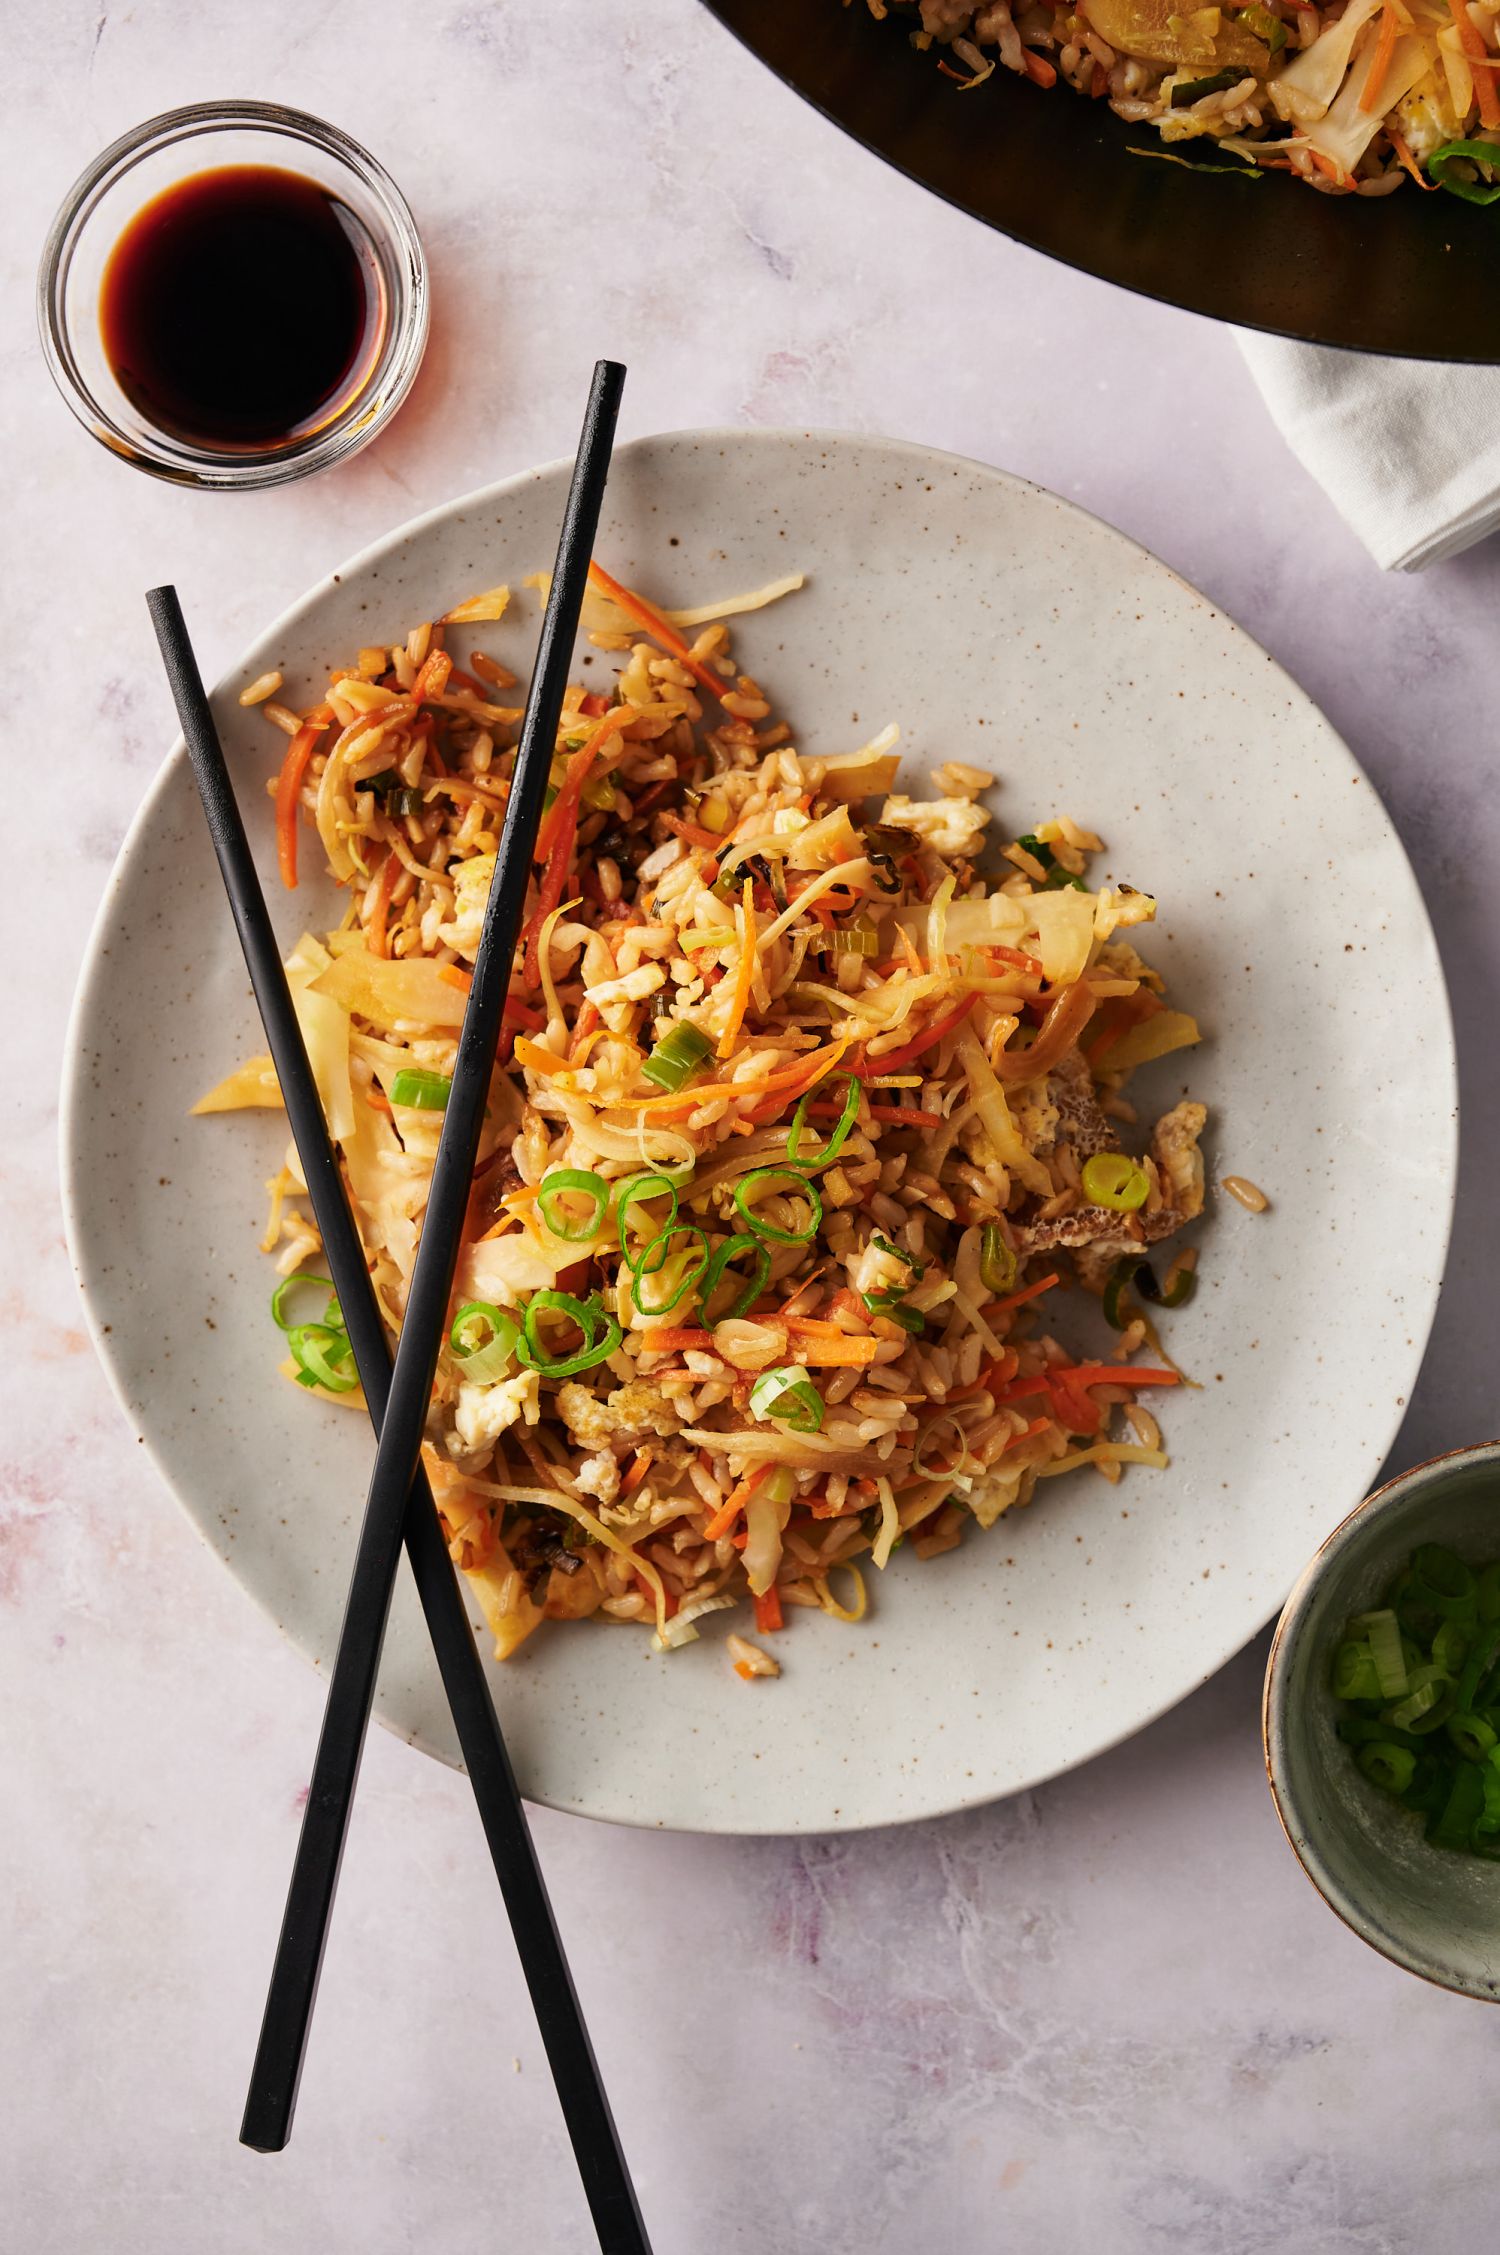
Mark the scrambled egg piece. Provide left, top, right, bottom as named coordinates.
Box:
left=453, top=1369, right=540, bottom=1457
left=880, top=793, right=991, bottom=860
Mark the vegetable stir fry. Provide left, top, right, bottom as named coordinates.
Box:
left=865, top=0, right=1500, bottom=198
left=200, top=567, right=1208, bottom=1676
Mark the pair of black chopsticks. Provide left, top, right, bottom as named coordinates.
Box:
left=148, top=361, right=651, bottom=2254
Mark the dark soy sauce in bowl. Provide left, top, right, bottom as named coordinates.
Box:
left=99, top=163, right=386, bottom=453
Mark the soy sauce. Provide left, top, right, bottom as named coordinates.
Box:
left=99, top=164, right=385, bottom=452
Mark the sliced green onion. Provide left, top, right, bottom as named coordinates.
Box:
left=1478, top=1564, right=1500, bottom=1624
left=1410, top=1544, right=1477, bottom=1617
left=700, top=1233, right=772, bottom=1324
left=271, top=1273, right=336, bottom=1332
left=1428, top=1761, right=1486, bottom=1850
left=1362, top=1610, right=1408, bottom=1701
left=516, top=1290, right=623, bottom=1378
left=1358, top=1742, right=1416, bottom=1796
left=390, top=1067, right=452, bottom=1112
left=749, top=1365, right=825, bottom=1434
left=762, top=1466, right=797, bottom=1506
left=1237, top=4, right=1287, bottom=49
left=1429, top=140, right=1500, bottom=205
left=536, top=1167, right=609, bottom=1243
left=875, top=1302, right=925, bottom=1335
left=1080, top=1153, right=1150, bottom=1213
left=1387, top=1666, right=1454, bottom=1734
left=388, top=786, right=426, bottom=818
left=1170, top=67, right=1244, bottom=103
left=1447, top=1711, right=1498, bottom=1764
left=786, top=1076, right=861, bottom=1172
left=1102, top=1252, right=1196, bottom=1327
left=980, top=1223, right=1018, bottom=1298
left=615, top=1172, right=682, bottom=1269
left=449, top=1300, right=520, bottom=1383
left=628, top=1226, right=709, bottom=1317
left=734, top=1166, right=823, bottom=1246
left=1332, top=1641, right=1380, bottom=1702
left=641, top=1020, right=712, bottom=1094
left=1432, top=1619, right=1471, bottom=1677
left=830, top=916, right=879, bottom=958
left=287, top=1322, right=359, bottom=1394
left=1336, top=1716, right=1424, bottom=1752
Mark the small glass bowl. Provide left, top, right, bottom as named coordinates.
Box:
left=38, top=100, right=428, bottom=490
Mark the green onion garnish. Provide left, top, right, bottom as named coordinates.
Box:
left=629, top=1226, right=710, bottom=1317
left=516, top=1290, right=623, bottom=1378
left=614, top=1172, right=681, bottom=1268
left=875, top=1302, right=925, bottom=1335
left=1080, top=1153, right=1150, bottom=1213
left=641, top=1020, right=712, bottom=1094
left=1236, top=5, right=1287, bottom=49
left=1170, top=67, right=1244, bottom=104
left=785, top=1075, right=861, bottom=1172
left=449, top=1300, right=520, bottom=1384
left=749, top=1365, right=825, bottom=1434
left=1358, top=1743, right=1417, bottom=1795
left=271, top=1273, right=337, bottom=1332
left=700, top=1233, right=772, bottom=1324
left=734, top=1166, right=823, bottom=1246
left=287, top=1322, right=359, bottom=1393
left=1429, top=140, right=1500, bottom=205
left=1101, top=1252, right=1196, bottom=1329
left=979, top=1223, right=1017, bottom=1298
left=1331, top=1546, right=1500, bottom=1857
left=829, top=916, right=879, bottom=958
left=390, top=1067, right=452, bottom=1112
left=1332, top=1641, right=1381, bottom=1701
left=536, top=1167, right=609, bottom=1243
left=1362, top=1609, right=1408, bottom=1701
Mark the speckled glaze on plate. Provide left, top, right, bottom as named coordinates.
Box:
left=60, top=430, right=1456, bottom=1834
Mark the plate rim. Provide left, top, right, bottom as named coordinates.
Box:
left=60, top=424, right=1459, bottom=1832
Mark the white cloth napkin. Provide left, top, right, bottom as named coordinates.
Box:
left=1239, top=332, right=1500, bottom=570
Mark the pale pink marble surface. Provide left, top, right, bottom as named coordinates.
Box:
left=8, top=3, right=1500, bottom=2250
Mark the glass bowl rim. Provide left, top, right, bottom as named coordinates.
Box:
left=36, top=98, right=429, bottom=491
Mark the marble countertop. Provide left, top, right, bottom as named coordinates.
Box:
left=9, top=4, right=1500, bottom=2249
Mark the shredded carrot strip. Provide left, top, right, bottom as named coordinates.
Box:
left=642, top=1326, right=717, bottom=1353
left=274, top=720, right=328, bottom=889
left=704, top=1466, right=767, bottom=1542
left=587, top=562, right=728, bottom=704
left=512, top=1035, right=577, bottom=1079
left=1306, top=147, right=1349, bottom=185
left=894, top=925, right=924, bottom=977
left=947, top=1349, right=1021, bottom=1403
left=1022, top=46, right=1058, bottom=85
left=618, top=1038, right=851, bottom=1118
left=856, top=994, right=977, bottom=1079
left=1360, top=4, right=1399, bottom=111
left=437, top=963, right=473, bottom=994
left=1387, top=131, right=1439, bottom=187
left=795, top=1338, right=878, bottom=1367
left=718, top=879, right=757, bottom=1061
left=1451, top=0, right=1500, bottom=122
left=366, top=1086, right=392, bottom=1115
left=661, top=813, right=724, bottom=852
left=754, top=1586, right=784, bottom=1634
left=367, top=849, right=401, bottom=959
left=412, top=648, right=452, bottom=704
left=1002, top=1417, right=1053, bottom=1454
left=990, top=1272, right=1061, bottom=1314
left=621, top=1448, right=654, bottom=1496
left=783, top=1316, right=844, bottom=1339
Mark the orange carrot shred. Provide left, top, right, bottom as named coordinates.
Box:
left=274, top=720, right=327, bottom=890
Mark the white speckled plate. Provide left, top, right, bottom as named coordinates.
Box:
left=60, top=431, right=1455, bottom=1834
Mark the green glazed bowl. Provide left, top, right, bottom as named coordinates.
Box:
left=1264, top=1442, right=1500, bottom=2000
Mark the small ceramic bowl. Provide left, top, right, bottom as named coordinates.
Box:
left=1265, top=1442, right=1500, bottom=2000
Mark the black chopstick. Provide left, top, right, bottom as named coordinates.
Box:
left=144, top=366, right=647, bottom=2251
